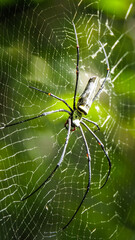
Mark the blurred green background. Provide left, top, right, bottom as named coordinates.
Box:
left=0, top=0, right=135, bottom=239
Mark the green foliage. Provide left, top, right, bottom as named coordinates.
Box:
left=99, top=0, right=134, bottom=18
left=0, top=0, right=135, bottom=239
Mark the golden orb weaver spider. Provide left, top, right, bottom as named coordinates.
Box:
left=1, top=22, right=111, bottom=230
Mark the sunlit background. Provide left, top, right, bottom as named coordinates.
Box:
left=0, top=0, right=135, bottom=239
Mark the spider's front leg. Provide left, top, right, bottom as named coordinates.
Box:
left=21, top=117, right=71, bottom=201
left=62, top=123, right=91, bottom=230
left=64, top=119, right=76, bottom=132
left=64, top=110, right=82, bottom=131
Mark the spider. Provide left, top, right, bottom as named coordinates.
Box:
left=1, top=22, right=111, bottom=230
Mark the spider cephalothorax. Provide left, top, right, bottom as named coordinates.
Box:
left=1, top=22, right=111, bottom=230
left=64, top=109, right=82, bottom=131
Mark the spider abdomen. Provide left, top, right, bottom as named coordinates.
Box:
left=77, top=76, right=101, bottom=115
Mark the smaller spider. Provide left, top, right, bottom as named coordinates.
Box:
left=1, top=22, right=111, bottom=230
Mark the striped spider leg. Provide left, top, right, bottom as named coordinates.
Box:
left=0, top=21, right=111, bottom=230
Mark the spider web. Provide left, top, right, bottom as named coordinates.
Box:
left=0, top=0, right=135, bottom=239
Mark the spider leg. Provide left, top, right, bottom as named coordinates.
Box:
left=92, top=41, right=110, bottom=102
left=29, top=86, right=73, bottom=112
left=63, top=124, right=91, bottom=230
left=82, top=117, right=100, bottom=131
left=72, top=22, right=79, bottom=110
left=0, top=109, right=71, bottom=129
left=81, top=121, right=111, bottom=189
left=21, top=118, right=71, bottom=201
